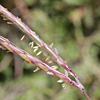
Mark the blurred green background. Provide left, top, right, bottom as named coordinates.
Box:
left=0, top=0, right=100, bottom=100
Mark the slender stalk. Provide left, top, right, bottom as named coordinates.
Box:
left=0, top=4, right=77, bottom=77
left=0, top=5, right=90, bottom=100
left=0, top=35, right=78, bottom=87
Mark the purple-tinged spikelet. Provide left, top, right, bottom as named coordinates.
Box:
left=0, top=5, right=90, bottom=100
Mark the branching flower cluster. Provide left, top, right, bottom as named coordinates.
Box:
left=0, top=5, right=90, bottom=100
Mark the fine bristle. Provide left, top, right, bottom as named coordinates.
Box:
left=1, top=15, right=5, bottom=17
left=49, top=43, right=53, bottom=48
left=1, top=14, right=8, bottom=20
left=33, top=48, right=38, bottom=52
left=21, top=35, right=25, bottom=41
left=29, top=41, right=34, bottom=48
left=57, top=79, right=64, bottom=83
left=3, top=17, right=8, bottom=20
left=55, top=48, right=58, bottom=54
left=33, top=67, right=40, bottom=72
left=45, top=57, right=50, bottom=61
left=7, top=22, right=13, bottom=24
left=36, top=51, right=42, bottom=56
left=47, top=71, right=54, bottom=75
left=51, top=66, right=58, bottom=70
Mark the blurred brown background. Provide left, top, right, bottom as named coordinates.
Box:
left=0, top=0, right=100, bottom=100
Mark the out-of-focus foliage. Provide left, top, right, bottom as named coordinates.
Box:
left=0, top=0, right=100, bottom=100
